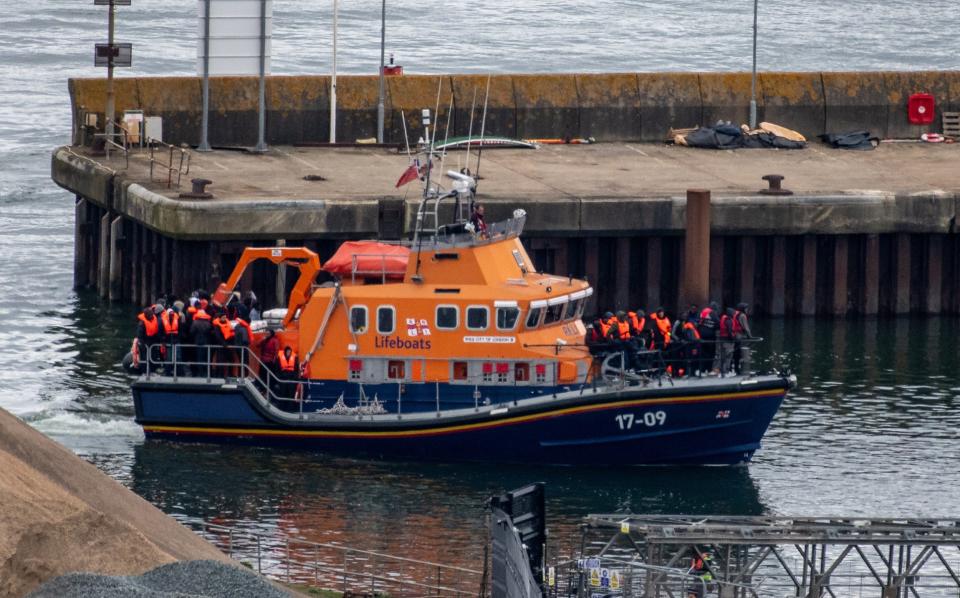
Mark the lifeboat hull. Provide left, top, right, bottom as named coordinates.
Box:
left=133, top=375, right=792, bottom=466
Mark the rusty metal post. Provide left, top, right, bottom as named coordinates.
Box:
left=682, top=189, right=711, bottom=308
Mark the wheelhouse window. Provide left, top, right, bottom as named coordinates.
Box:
left=563, top=300, right=578, bottom=321
left=526, top=301, right=546, bottom=329
left=350, top=306, right=368, bottom=334
left=436, top=305, right=459, bottom=330
left=496, top=302, right=520, bottom=330
left=452, top=361, right=468, bottom=381
left=544, top=303, right=565, bottom=325
left=466, top=306, right=489, bottom=330
left=377, top=306, right=395, bottom=335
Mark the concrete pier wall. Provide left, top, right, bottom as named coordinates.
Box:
left=64, top=165, right=960, bottom=317
left=70, top=71, right=960, bottom=146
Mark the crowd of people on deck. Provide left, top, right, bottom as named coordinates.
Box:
left=585, top=301, right=754, bottom=377
left=132, top=289, right=302, bottom=398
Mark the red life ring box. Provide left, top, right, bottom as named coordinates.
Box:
left=908, top=93, right=935, bottom=125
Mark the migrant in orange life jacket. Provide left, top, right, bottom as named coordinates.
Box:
left=278, top=350, right=297, bottom=373
left=628, top=311, right=645, bottom=335
left=231, top=317, right=253, bottom=343
left=682, top=320, right=701, bottom=340
left=193, top=309, right=211, bottom=321
left=651, top=312, right=671, bottom=345
left=615, top=319, right=631, bottom=340
left=138, top=312, right=160, bottom=338
left=160, top=310, right=179, bottom=335
left=599, top=318, right=612, bottom=337
left=214, top=317, right=235, bottom=341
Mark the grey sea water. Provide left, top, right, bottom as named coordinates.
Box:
left=1, top=0, right=958, bottom=574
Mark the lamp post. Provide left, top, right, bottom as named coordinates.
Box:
left=376, top=0, right=386, bottom=144
left=329, top=0, right=338, bottom=143
left=749, top=0, right=758, bottom=129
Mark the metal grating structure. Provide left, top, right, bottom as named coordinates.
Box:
left=578, top=515, right=960, bottom=598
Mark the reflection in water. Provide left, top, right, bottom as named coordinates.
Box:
left=128, top=442, right=764, bottom=565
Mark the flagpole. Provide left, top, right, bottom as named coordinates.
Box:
left=329, top=0, right=338, bottom=143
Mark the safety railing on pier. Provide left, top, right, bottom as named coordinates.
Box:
left=93, top=120, right=131, bottom=169
left=87, top=120, right=191, bottom=188
left=145, top=137, right=191, bottom=189
left=190, top=521, right=484, bottom=597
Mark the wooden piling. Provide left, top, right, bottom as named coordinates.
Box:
left=864, top=234, right=880, bottom=315
left=614, top=237, right=631, bottom=310
left=645, top=237, right=662, bottom=310
left=682, top=189, right=711, bottom=308
left=832, top=236, right=849, bottom=315
left=770, top=236, right=787, bottom=316
left=800, top=235, right=817, bottom=316
left=737, top=237, right=755, bottom=307
left=926, top=234, right=943, bottom=314
left=73, top=197, right=88, bottom=290
left=895, top=233, right=911, bottom=314
left=709, top=236, right=724, bottom=302
left=129, top=221, right=140, bottom=305
left=109, top=216, right=123, bottom=302
left=98, top=212, right=111, bottom=298
left=580, top=237, right=603, bottom=313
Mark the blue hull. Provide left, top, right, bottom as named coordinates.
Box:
left=133, top=376, right=791, bottom=465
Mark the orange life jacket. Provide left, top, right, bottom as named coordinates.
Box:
left=615, top=320, right=631, bottom=340
left=682, top=321, right=701, bottom=340
left=599, top=319, right=611, bottom=336
left=160, top=310, right=179, bottom=335
left=215, top=318, right=235, bottom=341
left=627, top=311, right=642, bottom=333
left=193, top=309, right=211, bottom=321
left=278, top=352, right=296, bottom=372
left=652, top=313, right=671, bottom=345
left=138, top=313, right=160, bottom=337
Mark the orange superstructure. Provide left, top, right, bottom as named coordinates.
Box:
left=286, top=213, right=592, bottom=391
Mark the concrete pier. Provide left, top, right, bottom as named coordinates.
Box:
left=55, top=70, right=960, bottom=317
left=55, top=140, right=960, bottom=317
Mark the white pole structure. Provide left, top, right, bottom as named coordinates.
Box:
left=329, top=0, right=338, bottom=143
left=749, top=0, right=758, bottom=129
left=254, top=0, right=267, bottom=152
left=376, top=0, right=386, bottom=143
left=105, top=0, right=116, bottom=158
left=198, top=0, right=212, bottom=151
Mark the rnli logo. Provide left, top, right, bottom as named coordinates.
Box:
left=406, top=318, right=431, bottom=337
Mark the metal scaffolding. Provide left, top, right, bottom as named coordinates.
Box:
left=575, top=515, right=960, bottom=598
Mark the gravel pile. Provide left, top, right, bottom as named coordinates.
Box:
left=27, top=560, right=293, bottom=598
